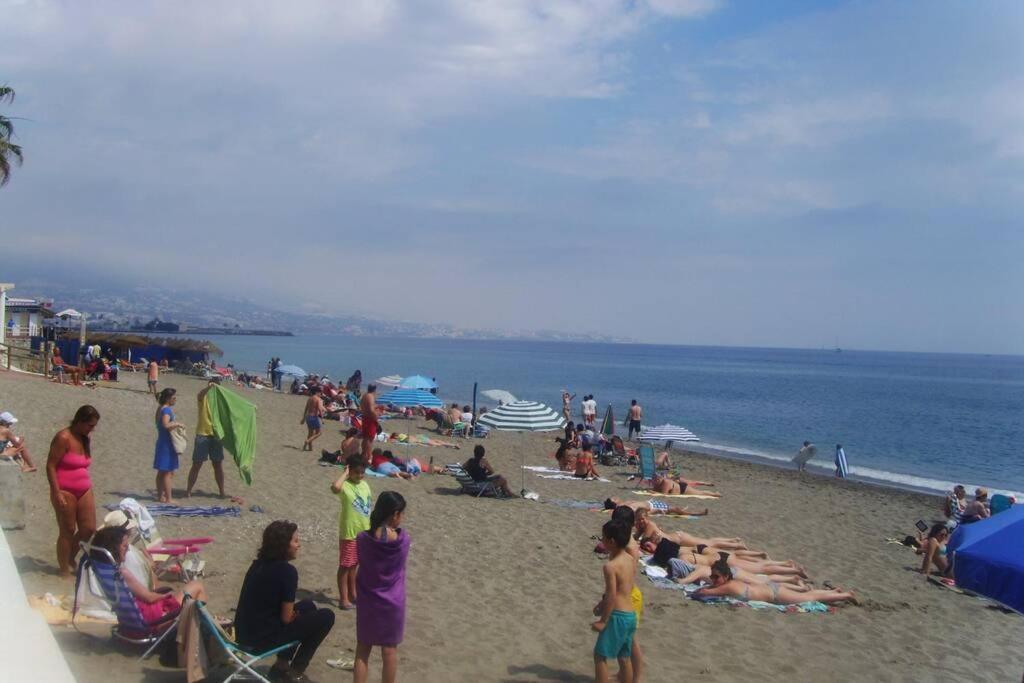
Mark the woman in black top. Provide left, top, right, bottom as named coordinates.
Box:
left=235, top=521, right=335, bottom=682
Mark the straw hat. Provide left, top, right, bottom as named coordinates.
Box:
left=100, top=510, right=138, bottom=530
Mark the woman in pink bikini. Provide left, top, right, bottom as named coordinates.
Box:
left=46, top=405, right=100, bottom=577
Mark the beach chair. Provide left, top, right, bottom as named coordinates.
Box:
left=598, top=436, right=631, bottom=467
left=635, top=445, right=658, bottom=486
left=990, top=494, right=1013, bottom=515
left=119, top=506, right=213, bottom=581
left=196, top=600, right=299, bottom=683
left=74, top=541, right=184, bottom=660
left=452, top=466, right=504, bottom=498
left=439, top=413, right=470, bottom=438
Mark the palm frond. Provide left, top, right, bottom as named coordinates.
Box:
left=0, top=115, right=13, bottom=139
left=0, top=87, right=13, bottom=105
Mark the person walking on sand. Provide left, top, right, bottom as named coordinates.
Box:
left=354, top=491, right=410, bottom=683
left=147, top=360, right=159, bottom=398
left=46, top=405, right=100, bottom=577
left=627, top=400, right=643, bottom=441
left=792, top=440, right=816, bottom=473
left=186, top=379, right=235, bottom=501
left=300, top=386, right=324, bottom=452
left=154, top=388, right=184, bottom=504
left=360, top=384, right=379, bottom=464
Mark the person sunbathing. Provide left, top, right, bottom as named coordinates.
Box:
left=694, top=557, right=854, bottom=605
left=917, top=523, right=952, bottom=578
left=635, top=508, right=744, bottom=550
left=89, top=524, right=209, bottom=620
left=668, top=551, right=810, bottom=590
left=0, top=412, right=37, bottom=472
left=371, top=449, right=414, bottom=480
left=646, top=538, right=809, bottom=579
left=574, top=443, right=601, bottom=479
left=604, top=497, right=708, bottom=518
left=650, top=474, right=720, bottom=498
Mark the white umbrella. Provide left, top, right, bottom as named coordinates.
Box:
left=478, top=400, right=565, bottom=497
left=481, top=389, right=517, bottom=405
left=277, top=364, right=307, bottom=378
left=375, top=375, right=403, bottom=389
left=639, top=424, right=700, bottom=449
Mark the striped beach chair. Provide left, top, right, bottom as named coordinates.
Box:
left=74, top=542, right=183, bottom=660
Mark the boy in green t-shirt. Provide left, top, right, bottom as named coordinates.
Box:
left=331, top=454, right=372, bottom=610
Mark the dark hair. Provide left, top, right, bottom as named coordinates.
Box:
left=711, top=554, right=732, bottom=580
left=928, top=522, right=949, bottom=539
left=157, top=387, right=177, bottom=405
left=652, top=538, right=681, bottom=567
left=602, top=519, right=630, bottom=550
left=603, top=497, right=616, bottom=510
left=582, top=442, right=592, bottom=452
left=631, top=399, right=637, bottom=405
left=70, top=405, right=100, bottom=456
left=463, top=405, right=471, bottom=412
left=370, top=491, right=407, bottom=534
left=473, top=444, right=485, bottom=460
left=696, top=543, right=708, bottom=555
left=90, top=525, right=128, bottom=563
left=346, top=427, right=359, bottom=438
left=258, top=520, right=298, bottom=561
left=367, top=383, right=377, bottom=393
left=383, top=450, right=395, bottom=461
left=371, top=447, right=382, bottom=457
left=310, top=386, right=321, bottom=395
left=803, top=440, right=811, bottom=446
left=345, top=453, right=366, bottom=470
left=611, top=505, right=635, bottom=527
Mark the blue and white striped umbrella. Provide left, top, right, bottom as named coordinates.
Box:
left=835, top=445, right=849, bottom=478
left=375, top=375, right=403, bottom=389
left=399, top=374, right=438, bottom=390
left=377, top=388, right=443, bottom=409
left=639, top=424, right=700, bottom=444
left=477, top=400, right=565, bottom=432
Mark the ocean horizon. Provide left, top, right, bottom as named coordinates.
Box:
left=199, top=334, right=1024, bottom=499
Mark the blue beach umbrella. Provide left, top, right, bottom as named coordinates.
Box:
left=377, top=388, right=443, bottom=409
left=398, top=374, right=438, bottom=390
left=948, top=504, right=1024, bottom=613
left=276, top=364, right=307, bottom=378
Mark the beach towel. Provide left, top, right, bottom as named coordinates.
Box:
left=115, top=498, right=157, bottom=535
left=631, top=491, right=719, bottom=500
left=538, top=474, right=611, bottom=482
left=835, top=445, right=849, bottom=479
left=691, top=595, right=833, bottom=613
left=206, top=385, right=257, bottom=485
left=104, top=502, right=241, bottom=517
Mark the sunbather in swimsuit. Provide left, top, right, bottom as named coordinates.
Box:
left=56, top=451, right=92, bottom=499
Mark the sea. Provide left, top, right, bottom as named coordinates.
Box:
left=207, top=335, right=1024, bottom=498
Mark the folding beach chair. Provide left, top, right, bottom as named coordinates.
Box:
left=196, top=600, right=299, bottom=683
left=451, top=466, right=505, bottom=498
left=636, top=445, right=657, bottom=486
left=74, top=542, right=184, bottom=660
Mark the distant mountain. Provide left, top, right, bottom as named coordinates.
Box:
left=11, top=280, right=630, bottom=344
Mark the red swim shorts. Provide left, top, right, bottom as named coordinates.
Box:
left=338, top=539, right=359, bottom=568
left=361, top=419, right=379, bottom=440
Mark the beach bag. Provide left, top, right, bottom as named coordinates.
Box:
left=171, top=425, right=188, bottom=455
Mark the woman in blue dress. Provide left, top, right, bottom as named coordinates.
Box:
left=154, top=387, right=184, bottom=504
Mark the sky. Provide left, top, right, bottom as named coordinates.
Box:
left=1, top=0, right=1022, bottom=353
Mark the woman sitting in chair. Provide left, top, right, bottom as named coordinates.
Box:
left=89, top=525, right=209, bottom=623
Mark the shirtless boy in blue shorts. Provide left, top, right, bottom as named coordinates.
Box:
left=592, top=519, right=637, bottom=683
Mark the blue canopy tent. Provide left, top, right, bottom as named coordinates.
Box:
left=377, top=388, right=443, bottom=409
left=948, top=504, right=1024, bottom=613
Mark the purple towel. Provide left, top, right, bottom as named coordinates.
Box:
left=355, top=528, right=410, bottom=646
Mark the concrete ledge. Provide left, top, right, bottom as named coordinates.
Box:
left=0, top=527, right=75, bottom=681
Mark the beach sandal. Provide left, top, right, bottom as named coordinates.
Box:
left=326, top=657, right=355, bottom=671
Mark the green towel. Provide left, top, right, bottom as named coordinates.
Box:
left=207, top=385, right=257, bottom=485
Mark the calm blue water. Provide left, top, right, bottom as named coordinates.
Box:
left=210, top=335, right=1024, bottom=496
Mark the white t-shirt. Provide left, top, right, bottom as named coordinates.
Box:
left=584, top=399, right=596, bottom=416
left=461, top=412, right=474, bottom=423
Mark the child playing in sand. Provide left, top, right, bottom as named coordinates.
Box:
left=354, top=491, right=410, bottom=683
left=592, top=518, right=637, bottom=683
left=331, top=454, right=372, bottom=610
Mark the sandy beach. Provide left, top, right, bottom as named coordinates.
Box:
left=2, top=369, right=1022, bottom=682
